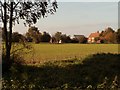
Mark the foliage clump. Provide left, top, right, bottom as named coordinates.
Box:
left=2, top=53, right=120, bottom=89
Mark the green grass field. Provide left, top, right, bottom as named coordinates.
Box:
left=3, top=44, right=120, bottom=89
left=22, top=44, right=118, bottom=64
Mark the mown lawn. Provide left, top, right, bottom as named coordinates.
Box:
left=22, top=44, right=118, bottom=64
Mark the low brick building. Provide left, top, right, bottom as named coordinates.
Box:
left=88, top=31, right=100, bottom=43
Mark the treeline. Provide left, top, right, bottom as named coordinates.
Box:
left=99, top=27, right=120, bottom=44
left=1, top=26, right=120, bottom=44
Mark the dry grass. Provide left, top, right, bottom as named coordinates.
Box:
left=22, top=44, right=118, bottom=64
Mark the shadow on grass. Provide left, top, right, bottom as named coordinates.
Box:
left=2, top=53, right=120, bottom=89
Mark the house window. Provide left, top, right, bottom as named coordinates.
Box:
left=92, top=37, right=94, bottom=40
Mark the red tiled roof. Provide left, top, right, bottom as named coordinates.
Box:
left=89, top=32, right=100, bottom=38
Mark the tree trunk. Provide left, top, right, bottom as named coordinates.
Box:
left=4, top=2, right=13, bottom=62
left=3, top=2, right=9, bottom=61
left=8, top=2, right=14, bottom=57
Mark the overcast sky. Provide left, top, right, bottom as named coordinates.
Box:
left=13, top=2, right=118, bottom=37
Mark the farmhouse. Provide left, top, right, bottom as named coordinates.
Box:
left=74, top=35, right=87, bottom=43
left=74, top=35, right=85, bottom=39
left=88, top=31, right=100, bottom=43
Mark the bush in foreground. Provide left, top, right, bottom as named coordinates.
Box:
left=2, top=53, right=120, bottom=89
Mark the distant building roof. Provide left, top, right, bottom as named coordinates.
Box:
left=89, top=32, right=100, bottom=38
left=74, top=35, right=85, bottom=39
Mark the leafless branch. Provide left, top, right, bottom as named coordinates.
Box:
left=0, top=6, right=4, bottom=22
left=13, top=2, right=19, bottom=10
left=0, top=1, right=4, bottom=8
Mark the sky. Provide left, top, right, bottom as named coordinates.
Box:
left=13, top=2, right=118, bottom=37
